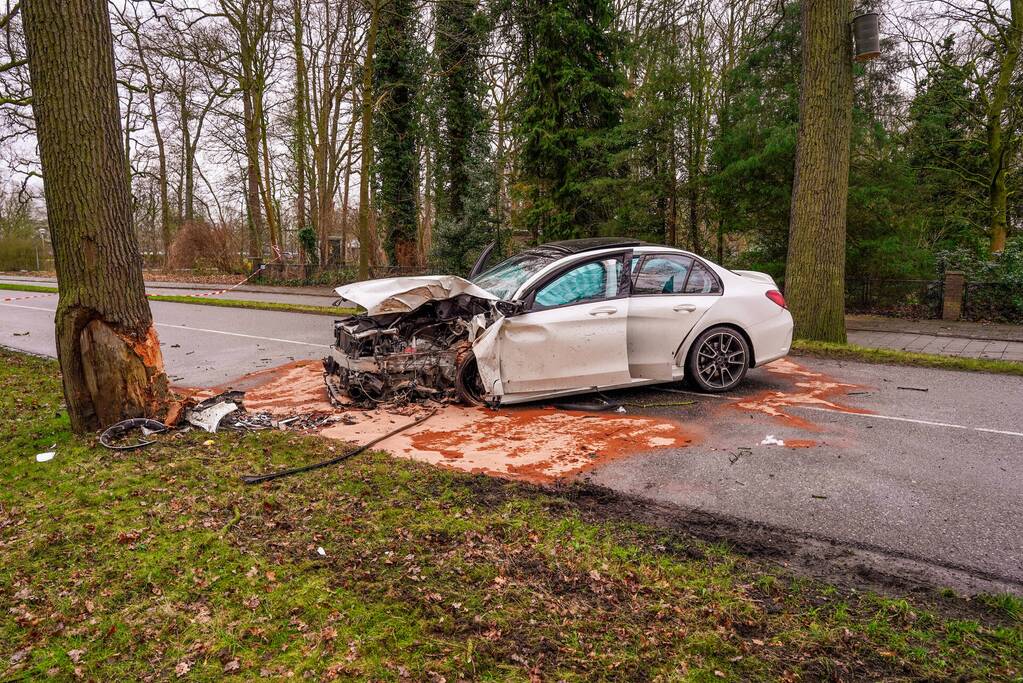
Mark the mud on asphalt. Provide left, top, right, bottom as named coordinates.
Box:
left=177, top=357, right=1023, bottom=604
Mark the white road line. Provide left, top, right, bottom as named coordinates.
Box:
left=797, top=405, right=1023, bottom=437
left=663, top=385, right=1023, bottom=437
left=1, top=302, right=328, bottom=349
left=155, top=322, right=328, bottom=348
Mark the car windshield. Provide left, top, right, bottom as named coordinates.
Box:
left=471, top=252, right=556, bottom=300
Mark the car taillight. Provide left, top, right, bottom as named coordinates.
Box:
left=766, top=290, right=787, bottom=308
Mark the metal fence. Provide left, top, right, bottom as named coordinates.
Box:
left=844, top=278, right=943, bottom=318
left=963, top=282, right=1023, bottom=324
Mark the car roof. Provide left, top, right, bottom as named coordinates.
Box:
left=523, top=237, right=650, bottom=257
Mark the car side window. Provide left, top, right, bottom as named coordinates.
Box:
left=684, top=262, right=722, bottom=294
left=634, top=255, right=694, bottom=295
left=533, top=257, right=623, bottom=309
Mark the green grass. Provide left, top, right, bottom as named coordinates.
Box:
left=793, top=339, right=1023, bottom=376
left=1, top=349, right=1021, bottom=681
left=0, top=282, right=58, bottom=294
left=0, top=283, right=354, bottom=317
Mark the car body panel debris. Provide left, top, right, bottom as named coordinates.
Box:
left=186, top=392, right=243, bottom=432
left=324, top=239, right=794, bottom=407
left=35, top=451, right=55, bottom=462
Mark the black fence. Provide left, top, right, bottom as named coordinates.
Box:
left=845, top=278, right=943, bottom=319
left=963, top=282, right=1023, bottom=324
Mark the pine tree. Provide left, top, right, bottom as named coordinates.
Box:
left=515, top=0, right=626, bottom=242
left=431, top=0, right=493, bottom=273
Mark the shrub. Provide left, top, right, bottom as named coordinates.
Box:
left=0, top=237, right=37, bottom=271
left=168, top=221, right=245, bottom=274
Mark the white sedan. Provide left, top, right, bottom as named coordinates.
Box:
left=325, top=238, right=793, bottom=406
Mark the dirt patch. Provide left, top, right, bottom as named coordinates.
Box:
left=727, top=358, right=872, bottom=430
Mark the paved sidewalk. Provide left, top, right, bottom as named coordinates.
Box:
left=847, top=315, right=1023, bottom=361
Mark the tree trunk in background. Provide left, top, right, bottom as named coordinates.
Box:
left=243, top=88, right=265, bottom=257
left=293, top=0, right=308, bottom=243
left=357, top=0, right=379, bottom=279
left=784, top=0, right=852, bottom=342
left=986, top=0, right=1021, bottom=253
left=23, top=0, right=172, bottom=433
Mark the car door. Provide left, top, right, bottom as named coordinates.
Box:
left=495, top=252, right=633, bottom=394
left=626, top=255, right=720, bottom=380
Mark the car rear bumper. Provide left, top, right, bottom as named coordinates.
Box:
left=750, top=311, right=793, bottom=366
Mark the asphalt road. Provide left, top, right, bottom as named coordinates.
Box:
left=2, top=288, right=1021, bottom=590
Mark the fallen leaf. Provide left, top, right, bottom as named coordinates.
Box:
left=67, top=649, right=85, bottom=664
left=175, top=660, right=192, bottom=677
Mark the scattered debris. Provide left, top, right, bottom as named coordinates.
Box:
left=186, top=391, right=243, bottom=433
left=99, top=418, right=168, bottom=451
left=728, top=446, right=752, bottom=465
left=316, top=547, right=327, bottom=557
left=897, top=386, right=929, bottom=392
left=13, top=331, right=29, bottom=336
left=811, top=494, right=828, bottom=500
left=760, top=435, right=785, bottom=446
left=35, top=451, right=55, bottom=463
left=240, top=409, right=438, bottom=484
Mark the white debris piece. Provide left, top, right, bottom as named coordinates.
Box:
left=35, top=451, right=55, bottom=462
left=186, top=401, right=238, bottom=433
left=316, top=546, right=327, bottom=557
left=760, top=435, right=785, bottom=446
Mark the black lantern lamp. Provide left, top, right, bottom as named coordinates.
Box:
left=852, top=12, right=881, bottom=62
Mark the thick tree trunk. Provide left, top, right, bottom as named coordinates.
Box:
left=23, top=0, right=172, bottom=433
left=357, top=0, right=379, bottom=280
left=784, top=0, right=853, bottom=342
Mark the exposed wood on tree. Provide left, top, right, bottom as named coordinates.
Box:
left=22, top=0, right=172, bottom=432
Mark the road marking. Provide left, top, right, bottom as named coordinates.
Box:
left=1, top=302, right=328, bottom=349
left=797, top=405, right=1023, bottom=437
left=664, top=386, right=1023, bottom=438
left=155, top=323, right=328, bottom=348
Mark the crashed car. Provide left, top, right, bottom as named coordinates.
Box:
left=324, top=238, right=793, bottom=406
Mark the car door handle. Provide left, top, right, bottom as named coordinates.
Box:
left=673, top=303, right=697, bottom=312
left=589, top=306, right=617, bottom=316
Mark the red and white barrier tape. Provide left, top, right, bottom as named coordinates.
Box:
left=147, top=262, right=274, bottom=300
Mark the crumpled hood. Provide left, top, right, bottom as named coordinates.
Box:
left=334, top=275, right=500, bottom=316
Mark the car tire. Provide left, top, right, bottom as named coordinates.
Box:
left=454, top=348, right=486, bottom=405
left=686, top=326, right=750, bottom=393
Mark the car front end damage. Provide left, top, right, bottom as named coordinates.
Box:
left=323, top=276, right=505, bottom=406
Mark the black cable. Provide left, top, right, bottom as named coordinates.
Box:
left=239, top=409, right=437, bottom=485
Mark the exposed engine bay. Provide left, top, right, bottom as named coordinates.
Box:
left=322, top=277, right=508, bottom=406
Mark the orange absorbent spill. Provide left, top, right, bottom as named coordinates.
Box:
left=728, top=358, right=871, bottom=430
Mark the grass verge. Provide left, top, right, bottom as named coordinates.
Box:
left=1, top=348, right=1021, bottom=681
left=793, top=339, right=1023, bottom=376
left=0, top=283, right=353, bottom=317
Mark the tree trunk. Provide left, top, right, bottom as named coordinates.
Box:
left=23, top=0, right=172, bottom=433
left=293, top=0, right=308, bottom=238
left=784, top=0, right=853, bottom=342
left=358, top=0, right=380, bottom=280
left=986, top=0, right=1021, bottom=253
left=243, top=88, right=265, bottom=257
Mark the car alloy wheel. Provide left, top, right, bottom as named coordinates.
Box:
left=689, top=327, right=749, bottom=392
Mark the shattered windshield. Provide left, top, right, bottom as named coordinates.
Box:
left=471, top=252, right=556, bottom=300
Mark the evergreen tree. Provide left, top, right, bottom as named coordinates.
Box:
left=515, top=0, right=626, bottom=242
left=375, top=0, right=421, bottom=267
left=431, top=0, right=494, bottom=273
